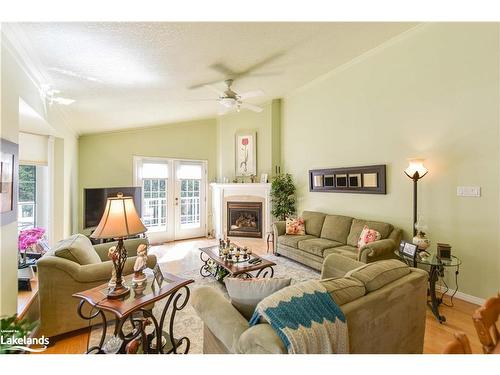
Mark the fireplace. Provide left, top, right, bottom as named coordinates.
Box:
left=227, top=201, right=263, bottom=238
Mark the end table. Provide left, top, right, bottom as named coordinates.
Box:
left=396, top=250, right=461, bottom=324
left=73, top=268, right=194, bottom=354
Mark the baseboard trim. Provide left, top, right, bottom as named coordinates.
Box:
left=436, top=285, right=485, bottom=306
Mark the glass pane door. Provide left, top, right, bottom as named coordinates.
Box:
left=142, top=178, right=167, bottom=230
left=174, top=161, right=206, bottom=240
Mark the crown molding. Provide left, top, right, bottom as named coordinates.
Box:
left=1, top=24, right=79, bottom=138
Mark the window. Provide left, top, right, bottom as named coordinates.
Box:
left=18, top=165, right=36, bottom=231
left=140, top=162, right=168, bottom=230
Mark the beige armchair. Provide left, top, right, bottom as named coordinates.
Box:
left=37, top=234, right=156, bottom=338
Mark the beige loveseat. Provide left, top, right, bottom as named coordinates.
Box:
left=273, top=211, right=402, bottom=270
left=37, top=234, right=156, bottom=338
left=191, top=254, right=428, bottom=354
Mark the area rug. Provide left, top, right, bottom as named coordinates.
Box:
left=89, top=254, right=320, bottom=354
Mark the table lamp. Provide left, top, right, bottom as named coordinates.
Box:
left=404, top=158, right=428, bottom=236
left=91, top=193, right=146, bottom=299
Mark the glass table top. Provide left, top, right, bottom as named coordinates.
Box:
left=396, top=251, right=461, bottom=267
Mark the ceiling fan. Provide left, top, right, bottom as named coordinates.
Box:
left=200, top=79, right=265, bottom=114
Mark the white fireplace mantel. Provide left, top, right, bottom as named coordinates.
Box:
left=210, top=183, right=272, bottom=239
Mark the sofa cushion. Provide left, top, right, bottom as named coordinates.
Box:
left=298, top=238, right=342, bottom=257
left=278, top=234, right=315, bottom=248
left=225, top=277, right=291, bottom=320
left=321, top=277, right=366, bottom=305
left=346, top=259, right=410, bottom=292
left=302, top=211, right=327, bottom=237
left=53, top=234, right=101, bottom=265
left=286, top=217, right=305, bottom=235
left=324, top=245, right=358, bottom=260
left=347, top=219, right=394, bottom=247
left=320, top=215, right=353, bottom=243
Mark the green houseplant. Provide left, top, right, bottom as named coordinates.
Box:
left=270, top=173, right=296, bottom=221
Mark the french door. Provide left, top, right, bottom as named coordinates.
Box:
left=134, top=157, right=207, bottom=243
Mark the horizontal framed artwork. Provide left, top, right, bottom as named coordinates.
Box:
left=309, top=164, right=386, bottom=194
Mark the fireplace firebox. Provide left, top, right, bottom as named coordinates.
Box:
left=227, top=201, right=263, bottom=238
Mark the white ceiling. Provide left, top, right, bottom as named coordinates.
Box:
left=12, top=22, right=417, bottom=134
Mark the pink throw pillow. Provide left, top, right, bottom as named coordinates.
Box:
left=286, top=217, right=305, bottom=235
left=357, top=225, right=381, bottom=249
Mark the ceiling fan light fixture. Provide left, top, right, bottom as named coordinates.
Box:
left=220, top=97, right=236, bottom=108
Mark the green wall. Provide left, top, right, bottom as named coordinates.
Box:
left=78, top=118, right=217, bottom=231
left=216, top=99, right=281, bottom=181
left=282, top=23, right=500, bottom=299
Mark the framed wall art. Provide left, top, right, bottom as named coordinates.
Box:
left=1, top=138, right=19, bottom=225
left=235, top=131, right=256, bottom=177
left=309, top=164, right=386, bottom=194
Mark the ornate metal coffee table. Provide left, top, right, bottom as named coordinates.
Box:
left=199, top=244, right=275, bottom=280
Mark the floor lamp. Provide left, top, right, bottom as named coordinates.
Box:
left=404, top=159, right=428, bottom=236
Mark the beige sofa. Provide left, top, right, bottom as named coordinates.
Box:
left=37, top=234, right=156, bottom=338
left=191, top=254, right=428, bottom=354
left=273, top=211, right=402, bottom=270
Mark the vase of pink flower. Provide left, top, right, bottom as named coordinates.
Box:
left=18, top=227, right=46, bottom=268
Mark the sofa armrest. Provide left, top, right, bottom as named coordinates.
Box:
left=388, top=228, right=403, bottom=245
left=273, top=221, right=286, bottom=249
left=40, top=254, right=156, bottom=284
left=237, top=323, right=287, bottom=354
left=358, top=238, right=397, bottom=263
left=191, top=286, right=249, bottom=353
left=321, top=253, right=365, bottom=279
left=93, top=237, right=149, bottom=261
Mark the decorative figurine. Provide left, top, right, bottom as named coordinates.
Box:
left=132, top=244, right=148, bottom=285
left=107, top=246, right=121, bottom=288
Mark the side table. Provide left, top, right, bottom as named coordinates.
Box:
left=73, top=268, right=194, bottom=354
left=396, top=251, right=461, bottom=324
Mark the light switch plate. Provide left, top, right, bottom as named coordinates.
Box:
left=457, top=186, right=481, bottom=197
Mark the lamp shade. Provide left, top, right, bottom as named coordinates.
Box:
left=91, top=194, right=146, bottom=239
left=405, top=158, right=428, bottom=179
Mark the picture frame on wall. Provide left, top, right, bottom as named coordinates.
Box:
left=0, top=138, right=19, bottom=225
left=235, top=131, right=256, bottom=177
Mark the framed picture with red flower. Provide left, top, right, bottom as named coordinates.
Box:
left=235, top=131, right=256, bottom=177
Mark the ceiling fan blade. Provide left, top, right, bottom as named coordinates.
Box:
left=210, top=62, right=237, bottom=77
left=204, top=84, right=225, bottom=96
left=239, top=90, right=264, bottom=100
left=239, top=52, right=285, bottom=77
left=186, top=99, right=219, bottom=102
left=240, top=102, right=263, bottom=113
left=188, top=78, right=224, bottom=89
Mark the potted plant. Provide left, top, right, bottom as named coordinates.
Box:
left=270, top=173, right=296, bottom=221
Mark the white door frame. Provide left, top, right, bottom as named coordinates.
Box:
left=133, top=156, right=208, bottom=243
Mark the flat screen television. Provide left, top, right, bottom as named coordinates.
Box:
left=84, top=187, right=142, bottom=229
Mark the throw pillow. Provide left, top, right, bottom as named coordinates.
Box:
left=357, top=225, right=381, bottom=249
left=285, top=217, right=305, bottom=235
left=225, top=277, right=292, bottom=320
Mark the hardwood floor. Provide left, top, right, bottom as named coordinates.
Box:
left=38, top=237, right=484, bottom=354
